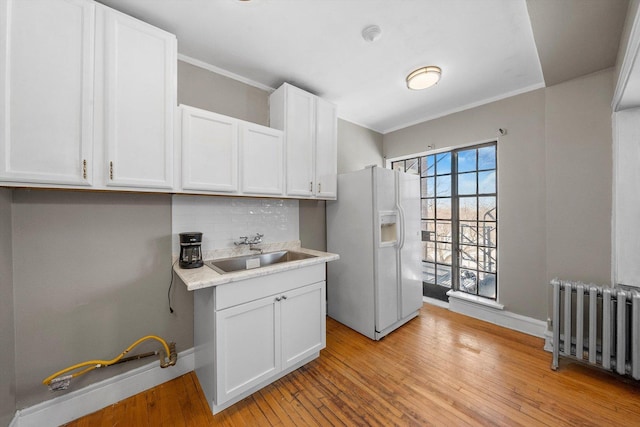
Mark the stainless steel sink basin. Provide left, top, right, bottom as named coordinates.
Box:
left=205, top=250, right=316, bottom=274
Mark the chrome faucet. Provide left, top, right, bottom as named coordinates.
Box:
left=234, top=233, right=264, bottom=253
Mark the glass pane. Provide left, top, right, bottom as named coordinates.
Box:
left=424, top=241, right=436, bottom=262
left=436, top=264, right=452, bottom=288
left=459, top=196, right=477, bottom=221
left=460, top=269, right=477, bottom=294
left=425, top=177, right=435, bottom=197
left=478, top=171, right=496, bottom=194
left=458, top=172, right=477, bottom=195
left=435, top=221, right=452, bottom=243
left=478, top=146, right=496, bottom=170
left=478, top=272, right=496, bottom=299
left=436, top=175, right=451, bottom=197
left=421, top=178, right=427, bottom=197
left=479, top=222, right=497, bottom=247
left=457, top=149, right=476, bottom=173
left=422, top=199, right=435, bottom=219
left=436, top=198, right=451, bottom=220
left=425, top=155, right=435, bottom=176
left=392, top=161, right=404, bottom=172
left=405, top=158, right=419, bottom=175
left=436, top=152, right=451, bottom=175
left=459, top=221, right=477, bottom=245
left=478, top=196, right=497, bottom=221
left=437, top=243, right=452, bottom=264
left=459, top=245, right=477, bottom=270
left=422, top=220, right=435, bottom=242
left=424, top=261, right=437, bottom=284
left=478, top=248, right=497, bottom=273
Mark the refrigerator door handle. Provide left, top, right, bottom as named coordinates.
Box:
left=395, top=171, right=406, bottom=250
left=397, top=204, right=406, bottom=249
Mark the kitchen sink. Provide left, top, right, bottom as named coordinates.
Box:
left=205, top=250, right=316, bottom=274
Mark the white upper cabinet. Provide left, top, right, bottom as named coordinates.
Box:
left=314, top=97, right=338, bottom=199
left=240, top=122, right=284, bottom=195
left=180, top=106, right=239, bottom=193
left=0, top=0, right=95, bottom=186
left=0, top=0, right=177, bottom=191
left=269, top=83, right=337, bottom=200
left=98, top=5, right=176, bottom=190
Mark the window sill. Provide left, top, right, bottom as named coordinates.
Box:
left=446, top=290, right=504, bottom=310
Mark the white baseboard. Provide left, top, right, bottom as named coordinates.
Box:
left=447, top=291, right=547, bottom=338
left=422, top=296, right=449, bottom=309
left=15, top=348, right=195, bottom=427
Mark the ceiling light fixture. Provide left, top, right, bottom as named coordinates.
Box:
left=406, top=66, right=442, bottom=90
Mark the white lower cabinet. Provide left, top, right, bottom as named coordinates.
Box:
left=194, top=264, right=326, bottom=414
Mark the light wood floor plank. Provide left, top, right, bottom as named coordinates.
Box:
left=64, top=304, right=640, bottom=426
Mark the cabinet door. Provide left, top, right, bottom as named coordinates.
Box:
left=284, top=86, right=315, bottom=197
left=314, top=98, right=337, bottom=199
left=102, top=7, right=176, bottom=189
left=215, top=296, right=281, bottom=405
left=240, top=123, right=283, bottom=195
left=181, top=106, right=238, bottom=193
left=0, top=0, right=94, bottom=186
left=281, top=281, right=326, bottom=369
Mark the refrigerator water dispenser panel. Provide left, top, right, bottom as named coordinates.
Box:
left=379, top=211, right=398, bottom=246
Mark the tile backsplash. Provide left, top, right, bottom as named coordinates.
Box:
left=171, top=195, right=299, bottom=256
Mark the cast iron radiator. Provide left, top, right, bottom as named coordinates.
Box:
left=551, top=279, right=640, bottom=379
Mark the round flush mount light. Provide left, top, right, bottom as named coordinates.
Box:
left=406, top=66, right=442, bottom=90
left=362, top=25, right=382, bottom=43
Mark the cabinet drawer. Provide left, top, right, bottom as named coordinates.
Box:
left=215, top=263, right=325, bottom=311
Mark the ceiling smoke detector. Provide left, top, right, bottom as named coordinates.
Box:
left=362, top=25, right=382, bottom=43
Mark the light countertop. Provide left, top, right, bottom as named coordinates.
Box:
left=174, top=241, right=339, bottom=291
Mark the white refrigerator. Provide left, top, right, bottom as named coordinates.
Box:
left=326, top=166, right=423, bottom=340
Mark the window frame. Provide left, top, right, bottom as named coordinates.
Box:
left=387, top=140, right=498, bottom=301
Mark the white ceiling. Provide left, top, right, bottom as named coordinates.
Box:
left=97, top=0, right=629, bottom=134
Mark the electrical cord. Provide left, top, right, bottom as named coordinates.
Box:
left=168, top=259, right=178, bottom=313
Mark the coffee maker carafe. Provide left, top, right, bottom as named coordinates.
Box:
left=179, top=232, right=203, bottom=269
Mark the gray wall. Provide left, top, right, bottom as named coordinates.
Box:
left=545, top=70, right=613, bottom=286
left=12, top=191, right=192, bottom=409
left=0, top=189, right=15, bottom=425
left=384, top=69, right=614, bottom=322
left=178, top=60, right=269, bottom=126
left=337, top=119, right=384, bottom=174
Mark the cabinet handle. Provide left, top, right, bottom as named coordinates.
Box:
left=275, top=296, right=282, bottom=302
left=318, top=182, right=321, bottom=193
left=82, top=159, right=87, bottom=180
left=282, top=295, right=287, bottom=300
left=309, top=181, right=313, bottom=192
left=109, top=161, right=114, bottom=180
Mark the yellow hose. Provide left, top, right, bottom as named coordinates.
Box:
left=42, top=335, right=176, bottom=387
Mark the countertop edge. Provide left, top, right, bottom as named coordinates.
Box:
left=174, top=248, right=339, bottom=291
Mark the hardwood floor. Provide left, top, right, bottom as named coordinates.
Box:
left=64, top=304, right=640, bottom=426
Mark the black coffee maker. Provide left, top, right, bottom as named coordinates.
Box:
left=179, top=232, right=204, bottom=269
